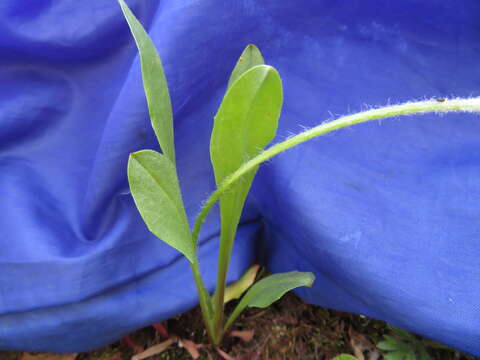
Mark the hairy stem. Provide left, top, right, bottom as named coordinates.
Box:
left=189, top=257, right=216, bottom=343
left=192, top=98, right=480, bottom=246
left=211, top=230, right=230, bottom=345
left=191, top=97, right=480, bottom=341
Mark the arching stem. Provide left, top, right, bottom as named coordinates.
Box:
left=191, top=97, right=480, bottom=342
left=192, top=98, right=480, bottom=245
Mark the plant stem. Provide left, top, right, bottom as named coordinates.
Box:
left=211, top=231, right=230, bottom=345
left=223, top=301, right=244, bottom=335
left=190, top=97, right=480, bottom=338
left=189, top=257, right=216, bottom=343
left=192, top=98, right=480, bottom=244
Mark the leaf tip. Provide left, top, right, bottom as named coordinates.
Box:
left=262, top=64, right=278, bottom=74
left=244, top=44, right=263, bottom=59
left=128, top=151, right=142, bottom=162
left=305, top=272, right=315, bottom=287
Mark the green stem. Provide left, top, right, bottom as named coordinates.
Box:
left=211, top=231, right=230, bottom=345
left=192, top=98, right=480, bottom=246
left=189, top=257, right=216, bottom=343
left=190, top=97, right=480, bottom=342
left=223, top=301, right=243, bottom=335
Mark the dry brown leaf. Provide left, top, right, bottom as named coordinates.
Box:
left=229, top=329, right=255, bottom=342
left=224, top=265, right=260, bottom=304
left=179, top=338, right=200, bottom=359
left=130, top=337, right=176, bottom=360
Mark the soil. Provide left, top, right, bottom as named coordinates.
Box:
left=1, top=293, right=477, bottom=360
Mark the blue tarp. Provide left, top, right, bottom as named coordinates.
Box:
left=1, top=0, right=479, bottom=355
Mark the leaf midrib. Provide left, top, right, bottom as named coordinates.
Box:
left=133, top=155, right=188, bottom=229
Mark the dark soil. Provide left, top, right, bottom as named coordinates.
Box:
left=1, top=293, right=478, bottom=360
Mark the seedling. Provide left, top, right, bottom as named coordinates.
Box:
left=118, top=0, right=480, bottom=349
left=377, top=326, right=432, bottom=360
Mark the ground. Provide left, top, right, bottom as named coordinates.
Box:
left=1, top=293, right=477, bottom=360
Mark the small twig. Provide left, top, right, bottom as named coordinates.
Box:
left=242, top=309, right=268, bottom=321
left=228, top=329, right=254, bottom=342
left=131, top=336, right=177, bottom=360
left=179, top=338, right=201, bottom=359
left=252, top=334, right=271, bottom=360
left=152, top=322, right=169, bottom=339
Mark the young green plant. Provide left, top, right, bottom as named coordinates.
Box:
left=119, top=0, right=313, bottom=346
left=377, top=326, right=432, bottom=360
left=119, top=0, right=480, bottom=348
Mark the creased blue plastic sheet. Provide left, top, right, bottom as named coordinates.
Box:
left=0, top=0, right=479, bottom=355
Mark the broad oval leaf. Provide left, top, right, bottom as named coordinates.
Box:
left=119, top=0, right=176, bottom=163
left=211, top=65, right=282, bottom=185
left=128, top=150, right=194, bottom=262
left=225, top=271, right=314, bottom=330
left=227, top=44, right=265, bottom=89
left=210, top=65, right=283, bottom=285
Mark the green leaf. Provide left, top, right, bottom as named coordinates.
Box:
left=421, top=339, right=455, bottom=351
left=418, top=349, right=432, bottom=360
left=384, top=351, right=407, bottom=360
left=331, top=355, right=359, bottom=360
left=211, top=64, right=283, bottom=184
left=128, top=150, right=194, bottom=262
left=225, top=271, right=314, bottom=330
left=404, top=353, right=417, bottom=360
left=227, top=44, right=265, bottom=89
left=377, top=340, right=397, bottom=351
left=224, top=264, right=260, bottom=304
left=389, top=326, right=416, bottom=342
left=377, top=336, right=406, bottom=351
left=239, top=271, right=315, bottom=308
left=210, top=64, right=283, bottom=284
left=118, top=0, right=176, bottom=163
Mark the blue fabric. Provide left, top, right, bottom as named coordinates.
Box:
left=1, top=0, right=479, bottom=355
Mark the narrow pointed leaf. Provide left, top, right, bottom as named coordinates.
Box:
left=227, top=44, right=264, bottom=89
left=225, top=271, right=314, bottom=331
left=119, top=0, right=175, bottom=163
left=238, top=271, right=314, bottom=308
left=210, top=65, right=283, bottom=288
left=128, top=150, right=194, bottom=262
